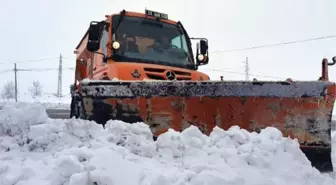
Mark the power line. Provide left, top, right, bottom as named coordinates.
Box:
left=0, top=64, right=289, bottom=80
left=243, top=57, right=249, bottom=81
left=57, top=54, right=63, bottom=98
left=0, top=67, right=74, bottom=72
left=0, top=34, right=333, bottom=65
left=3, top=65, right=281, bottom=79
left=211, top=35, right=336, bottom=54
left=0, top=59, right=75, bottom=102
left=0, top=56, right=70, bottom=65
left=17, top=67, right=74, bottom=72
left=0, top=69, right=13, bottom=73
left=203, top=68, right=285, bottom=79
left=14, top=63, right=18, bottom=102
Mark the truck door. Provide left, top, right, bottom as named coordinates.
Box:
left=92, top=28, right=109, bottom=76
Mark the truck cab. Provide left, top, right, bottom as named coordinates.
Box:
left=73, top=9, right=210, bottom=84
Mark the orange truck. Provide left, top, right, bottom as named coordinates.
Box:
left=71, top=9, right=336, bottom=172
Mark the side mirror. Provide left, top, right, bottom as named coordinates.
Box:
left=200, top=40, right=208, bottom=55
left=196, top=39, right=209, bottom=66
left=87, top=21, right=104, bottom=52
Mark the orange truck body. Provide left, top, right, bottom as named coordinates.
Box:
left=71, top=9, right=336, bottom=172
left=73, top=11, right=209, bottom=82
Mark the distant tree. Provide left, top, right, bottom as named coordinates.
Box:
left=1, top=81, right=15, bottom=100
left=29, top=80, right=43, bottom=97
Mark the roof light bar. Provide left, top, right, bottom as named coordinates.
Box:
left=145, top=9, right=168, bottom=20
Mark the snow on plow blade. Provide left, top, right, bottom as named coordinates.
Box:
left=80, top=80, right=336, bottom=172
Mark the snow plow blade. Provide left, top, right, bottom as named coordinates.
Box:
left=79, top=80, right=335, bottom=172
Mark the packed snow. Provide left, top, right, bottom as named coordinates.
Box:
left=0, top=103, right=335, bottom=185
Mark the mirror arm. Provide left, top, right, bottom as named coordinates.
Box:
left=190, top=37, right=208, bottom=43
left=93, top=51, right=107, bottom=63
left=329, top=56, right=336, bottom=66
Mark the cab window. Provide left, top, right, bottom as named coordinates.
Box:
left=171, top=35, right=188, bottom=53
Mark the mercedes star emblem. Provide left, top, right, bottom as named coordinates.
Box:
left=166, top=71, right=176, bottom=80
left=131, top=69, right=141, bottom=78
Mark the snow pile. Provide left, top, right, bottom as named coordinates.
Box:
left=0, top=104, right=335, bottom=185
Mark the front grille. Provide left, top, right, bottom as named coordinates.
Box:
left=146, top=74, right=166, bottom=80
left=174, top=71, right=191, bottom=76
left=176, top=77, right=191, bottom=80
left=144, top=68, right=165, bottom=73
left=144, top=67, right=192, bottom=81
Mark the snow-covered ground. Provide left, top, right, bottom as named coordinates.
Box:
left=0, top=93, right=71, bottom=109
left=0, top=103, right=335, bottom=185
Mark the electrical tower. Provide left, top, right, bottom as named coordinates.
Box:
left=57, top=54, right=62, bottom=97
left=14, top=63, right=18, bottom=102
left=244, top=57, right=249, bottom=81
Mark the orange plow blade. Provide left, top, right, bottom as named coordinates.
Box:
left=79, top=80, right=336, bottom=172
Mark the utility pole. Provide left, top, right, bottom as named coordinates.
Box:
left=244, top=57, right=249, bottom=81
left=57, top=54, right=62, bottom=97
left=14, top=63, right=18, bottom=102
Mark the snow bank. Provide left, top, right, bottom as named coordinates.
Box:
left=0, top=104, right=335, bottom=185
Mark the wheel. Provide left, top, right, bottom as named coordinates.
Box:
left=70, top=94, right=86, bottom=119
left=153, top=136, right=158, bottom=141
left=70, top=97, right=77, bottom=118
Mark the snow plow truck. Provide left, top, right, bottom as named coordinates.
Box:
left=70, top=9, right=336, bottom=172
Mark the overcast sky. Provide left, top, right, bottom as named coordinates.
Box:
left=0, top=0, right=335, bottom=98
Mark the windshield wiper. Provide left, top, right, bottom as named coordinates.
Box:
left=114, top=10, right=126, bottom=37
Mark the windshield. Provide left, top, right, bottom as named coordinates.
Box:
left=112, top=15, right=195, bottom=69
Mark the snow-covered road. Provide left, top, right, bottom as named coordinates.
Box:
left=0, top=103, right=335, bottom=185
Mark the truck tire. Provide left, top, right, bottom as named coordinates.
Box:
left=70, top=94, right=86, bottom=119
